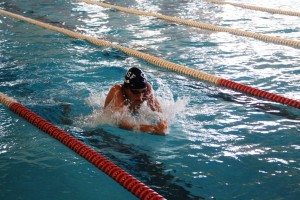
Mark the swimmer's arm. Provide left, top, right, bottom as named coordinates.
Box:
left=104, top=85, right=123, bottom=110
left=144, top=85, right=168, bottom=134
left=104, top=87, right=115, bottom=108
left=118, top=118, right=167, bottom=136
left=146, top=86, right=162, bottom=112
left=140, top=120, right=168, bottom=135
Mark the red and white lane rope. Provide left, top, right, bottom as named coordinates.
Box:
left=0, top=92, right=165, bottom=200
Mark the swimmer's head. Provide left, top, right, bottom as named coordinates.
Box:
left=124, top=67, right=147, bottom=89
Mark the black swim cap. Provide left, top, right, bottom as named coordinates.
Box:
left=124, top=67, right=147, bottom=89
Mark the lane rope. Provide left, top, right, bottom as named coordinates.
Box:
left=80, top=0, right=300, bottom=48
left=0, top=92, right=165, bottom=200
left=1, top=9, right=300, bottom=110
left=207, top=0, right=300, bottom=17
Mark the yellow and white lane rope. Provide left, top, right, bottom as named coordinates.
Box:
left=80, top=0, right=300, bottom=48
left=207, top=0, right=300, bottom=17
left=0, top=9, right=221, bottom=84
left=1, top=9, right=300, bottom=109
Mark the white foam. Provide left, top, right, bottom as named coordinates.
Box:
left=78, top=86, right=189, bottom=131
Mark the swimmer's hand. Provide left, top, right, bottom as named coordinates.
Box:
left=139, top=120, right=168, bottom=136
left=118, top=118, right=168, bottom=135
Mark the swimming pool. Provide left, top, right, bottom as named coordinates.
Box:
left=1, top=0, right=300, bottom=199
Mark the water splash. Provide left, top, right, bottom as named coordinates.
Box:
left=78, top=88, right=189, bottom=131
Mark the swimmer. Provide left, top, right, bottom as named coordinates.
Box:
left=104, top=67, right=168, bottom=135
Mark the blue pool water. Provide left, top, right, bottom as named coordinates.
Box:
left=1, top=0, right=300, bottom=199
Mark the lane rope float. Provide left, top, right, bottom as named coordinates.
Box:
left=1, top=9, right=300, bottom=110
left=80, top=0, right=300, bottom=48
left=207, top=0, right=300, bottom=17
left=0, top=92, right=165, bottom=200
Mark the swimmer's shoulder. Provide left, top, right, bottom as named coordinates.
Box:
left=110, top=84, right=123, bottom=93
left=105, top=84, right=124, bottom=108
left=111, top=84, right=126, bottom=100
